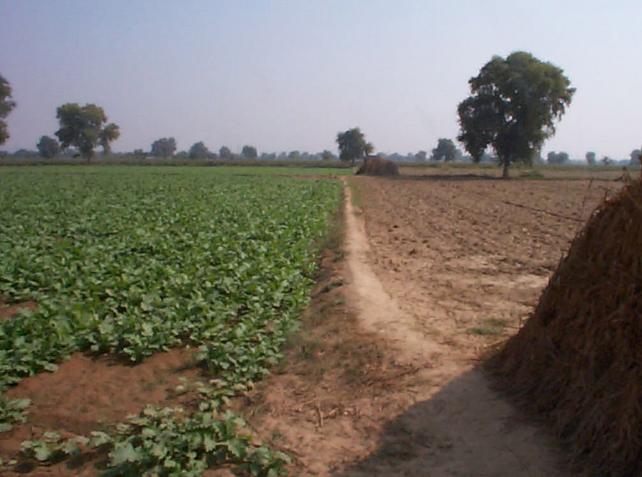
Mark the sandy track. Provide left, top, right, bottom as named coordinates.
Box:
left=339, top=177, right=571, bottom=476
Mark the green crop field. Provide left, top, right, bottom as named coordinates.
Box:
left=0, top=166, right=341, bottom=475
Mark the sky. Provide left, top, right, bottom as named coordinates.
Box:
left=1, top=0, right=641, bottom=159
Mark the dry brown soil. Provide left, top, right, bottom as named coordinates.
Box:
left=240, top=174, right=621, bottom=476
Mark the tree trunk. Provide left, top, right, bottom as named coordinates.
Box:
left=502, top=160, right=510, bottom=179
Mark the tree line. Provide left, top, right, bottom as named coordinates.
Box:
left=2, top=53, right=641, bottom=174
left=334, top=52, right=639, bottom=175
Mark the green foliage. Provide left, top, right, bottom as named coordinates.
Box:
left=219, top=146, right=232, bottom=160
left=0, top=397, right=30, bottom=432
left=99, top=123, right=120, bottom=155
left=321, top=150, right=336, bottom=161
left=457, top=51, right=575, bottom=177
left=242, top=145, right=258, bottom=160
left=0, top=74, right=16, bottom=145
left=151, top=137, right=177, bottom=157
left=430, top=138, right=457, bottom=162
left=336, top=128, right=373, bottom=165
left=20, top=405, right=290, bottom=476
left=36, top=135, right=60, bottom=158
left=189, top=141, right=210, bottom=159
left=0, top=167, right=339, bottom=379
left=55, top=103, right=118, bottom=159
left=547, top=151, right=570, bottom=164
left=0, top=167, right=340, bottom=474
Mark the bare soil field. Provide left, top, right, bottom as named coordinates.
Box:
left=239, top=173, right=623, bottom=476
left=349, top=174, right=621, bottom=358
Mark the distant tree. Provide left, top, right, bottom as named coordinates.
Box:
left=601, top=156, right=612, bottom=166
left=133, top=149, right=147, bottom=158
left=0, top=75, right=16, bottom=145
left=321, top=150, right=335, bottom=161
left=150, top=137, right=177, bottom=157
left=241, top=145, right=258, bottom=160
left=629, top=149, right=641, bottom=165
left=431, top=138, right=457, bottom=161
left=547, top=151, right=570, bottom=164
left=98, top=123, right=120, bottom=155
left=55, top=103, right=119, bottom=159
left=585, top=151, right=596, bottom=166
left=260, top=152, right=276, bottom=161
left=336, top=128, right=373, bottom=165
left=457, top=51, right=575, bottom=178
left=189, top=141, right=210, bottom=159
left=219, top=146, right=232, bottom=160
left=415, top=150, right=428, bottom=161
left=36, top=135, right=60, bottom=158
left=288, top=150, right=301, bottom=161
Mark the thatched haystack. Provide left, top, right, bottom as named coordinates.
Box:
left=489, top=178, right=642, bottom=476
left=355, top=156, right=399, bottom=176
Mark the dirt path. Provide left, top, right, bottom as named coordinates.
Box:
left=339, top=177, right=570, bottom=476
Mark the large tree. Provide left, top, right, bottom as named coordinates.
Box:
left=55, top=103, right=119, bottom=159
left=336, top=127, right=373, bottom=165
left=150, top=137, right=177, bottom=157
left=0, top=75, right=16, bottom=145
left=189, top=141, right=210, bottom=159
left=457, top=51, right=575, bottom=178
left=36, top=135, right=60, bottom=158
left=431, top=138, right=457, bottom=161
left=241, top=145, right=258, bottom=160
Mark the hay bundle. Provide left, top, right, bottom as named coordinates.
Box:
left=355, top=156, right=399, bottom=176
left=489, top=178, right=642, bottom=476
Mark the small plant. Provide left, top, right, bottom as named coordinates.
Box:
left=0, top=397, right=30, bottom=432
left=20, top=406, right=290, bottom=476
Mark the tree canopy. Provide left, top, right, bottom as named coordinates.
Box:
left=241, top=145, right=258, bottom=160
left=414, top=150, right=428, bottom=161
left=586, top=151, right=596, bottom=166
left=630, top=149, right=641, bottom=165
left=547, top=151, right=570, bottom=164
left=150, top=137, right=177, bottom=157
left=0, top=75, right=16, bottom=145
left=457, top=51, right=575, bottom=177
left=321, top=150, right=336, bottom=161
left=336, top=128, right=373, bottom=165
left=55, top=103, right=119, bottom=159
left=189, top=141, right=210, bottom=159
left=219, top=146, right=232, bottom=160
left=37, top=135, right=60, bottom=158
left=431, top=138, right=457, bottom=161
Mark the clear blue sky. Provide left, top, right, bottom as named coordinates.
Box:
left=1, top=0, right=640, bottom=159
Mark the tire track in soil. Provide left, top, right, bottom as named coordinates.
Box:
left=338, top=177, right=571, bottom=477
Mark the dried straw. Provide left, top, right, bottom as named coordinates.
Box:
left=488, top=178, right=642, bottom=476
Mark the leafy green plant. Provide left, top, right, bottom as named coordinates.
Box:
left=0, top=397, right=30, bottom=432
